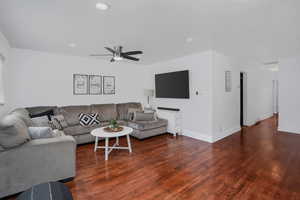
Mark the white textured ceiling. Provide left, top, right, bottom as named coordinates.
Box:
left=0, top=0, right=299, bottom=64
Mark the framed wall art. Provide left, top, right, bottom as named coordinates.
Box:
left=73, top=74, right=89, bottom=95
left=225, top=70, right=232, bottom=92
left=89, top=75, right=102, bottom=95
left=103, top=76, right=115, bottom=95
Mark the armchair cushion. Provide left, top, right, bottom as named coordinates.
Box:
left=0, top=114, right=30, bottom=149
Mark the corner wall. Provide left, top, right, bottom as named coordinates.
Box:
left=212, top=51, right=241, bottom=142
left=278, top=56, right=300, bottom=134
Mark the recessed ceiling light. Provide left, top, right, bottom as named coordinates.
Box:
left=68, top=43, right=77, bottom=48
left=186, top=37, right=193, bottom=43
left=96, top=2, right=110, bottom=10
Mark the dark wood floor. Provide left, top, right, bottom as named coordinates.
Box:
left=64, top=116, right=300, bottom=200
left=6, top=116, right=300, bottom=199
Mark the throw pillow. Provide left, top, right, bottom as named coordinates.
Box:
left=78, top=113, right=100, bottom=127
left=133, top=112, right=156, bottom=121
left=49, top=115, right=68, bottom=130
left=0, top=115, right=31, bottom=149
left=29, top=109, right=54, bottom=121
left=52, top=115, right=68, bottom=128
left=31, top=116, right=50, bottom=127
left=128, top=108, right=143, bottom=121
left=48, top=119, right=62, bottom=130
left=28, top=127, right=54, bottom=139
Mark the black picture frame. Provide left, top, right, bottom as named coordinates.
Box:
left=89, top=75, right=102, bottom=95
left=73, top=74, right=89, bottom=95
left=103, top=76, right=115, bottom=95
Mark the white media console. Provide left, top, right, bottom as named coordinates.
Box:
left=156, top=107, right=182, bottom=137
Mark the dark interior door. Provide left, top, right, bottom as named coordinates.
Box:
left=240, top=72, right=244, bottom=127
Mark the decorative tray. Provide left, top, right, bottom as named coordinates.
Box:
left=103, top=127, right=124, bottom=133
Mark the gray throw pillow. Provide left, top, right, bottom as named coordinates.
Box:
left=133, top=112, right=156, bottom=121
left=51, top=115, right=68, bottom=129
left=0, top=115, right=31, bottom=149
left=31, top=116, right=50, bottom=127
left=28, top=127, right=54, bottom=139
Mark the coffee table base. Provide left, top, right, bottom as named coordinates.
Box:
left=94, top=135, right=132, bottom=160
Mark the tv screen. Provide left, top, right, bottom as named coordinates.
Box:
left=155, top=70, right=190, bottom=99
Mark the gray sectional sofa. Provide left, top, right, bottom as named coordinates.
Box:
left=0, top=102, right=167, bottom=198
left=25, top=102, right=167, bottom=143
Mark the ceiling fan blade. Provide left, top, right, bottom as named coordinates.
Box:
left=122, top=51, right=143, bottom=55
left=122, top=54, right=139, bottom=61
left=90, top=54, right=112, bottom=56
left=105, top=47, right=115, bottom=53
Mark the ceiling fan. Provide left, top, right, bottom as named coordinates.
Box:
left=90, top=46, right=143, bottom=62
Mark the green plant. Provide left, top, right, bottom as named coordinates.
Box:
left=109, top=120, right=118, bottom=128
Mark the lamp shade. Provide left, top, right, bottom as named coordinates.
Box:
left=144, top=89, right=154, bottom=97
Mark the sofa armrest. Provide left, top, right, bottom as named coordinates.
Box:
left=0, top=135, right=76, bottom=198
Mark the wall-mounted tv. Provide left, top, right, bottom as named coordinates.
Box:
left=155, top=70, right=190, bottom=99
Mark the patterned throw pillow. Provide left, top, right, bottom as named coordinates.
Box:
left=49, top=115, right=68, bottom=130
left=78, top=113, right=100, bottom=127
left=48, top=119, right=62, bottom=130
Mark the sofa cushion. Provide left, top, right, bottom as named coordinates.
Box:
left=28, top=127, right=54, bottom=139
left=63, top=125, right=100, bottom=136
left=117, top=102, right=143, bottom=120
left=91, top=104, right=117, bottom=122
left=10, top=108, right=33, bottom=127
left=127, top=118, right=168, bottom=131
left=58, top=105, right=91, bottom=126
left=0, top=114, right=31, bottom=149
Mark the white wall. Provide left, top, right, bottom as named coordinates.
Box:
left=0, top=31, right=10, bottom=116
left=278, top=56, right=300, bottom=134
left=145, top=51, right=214, bottom=142
left=212, top=51, right=240, bottom=141
left=1, top=48, right=147, bottom=115
left=240, top=64, right=278, bottom=126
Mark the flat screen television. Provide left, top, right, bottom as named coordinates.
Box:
left=155, top=70, right=190, bottom=99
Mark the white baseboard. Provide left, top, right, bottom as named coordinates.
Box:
left=182, top=129, right=213, bottom=143
left=181, top=126, right=241, bottom=143
left=278, top=127, right=300, bottom=134
left=213, top=126, right=241, bottom=142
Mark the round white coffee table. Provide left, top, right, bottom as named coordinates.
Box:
left=91, top=126, right=133, bottom=160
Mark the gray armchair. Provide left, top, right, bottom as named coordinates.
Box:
left=0, top=135, right=76, bottom=198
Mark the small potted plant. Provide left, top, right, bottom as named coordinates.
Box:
left=109, top=119, right=119, bottom=129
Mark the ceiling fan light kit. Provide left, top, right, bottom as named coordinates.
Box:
left=91, top=46, right=143, bottom=62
